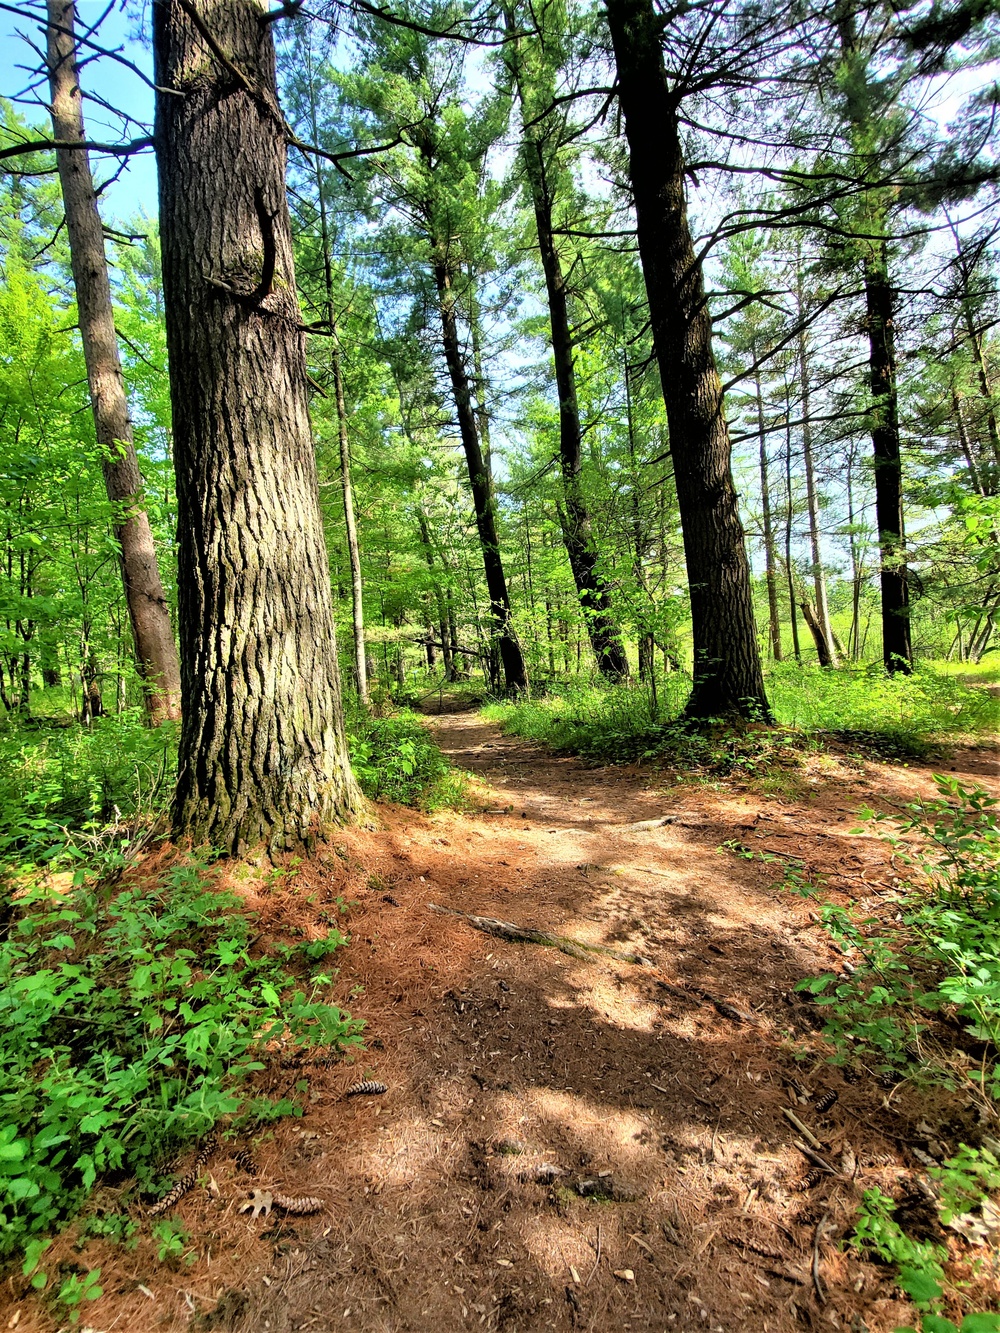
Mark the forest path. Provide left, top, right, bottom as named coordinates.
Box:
left=62, top=715, right=997, bottom=1333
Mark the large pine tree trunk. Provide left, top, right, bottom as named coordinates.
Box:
left=46, top=0, right=181, bottom=724
left=835, top=6, right=912, bottom=674
left=431, top=258, right=527, bottom=693
left=153, top=0, right=361, bottom=852
left=605, top=0, right=770, bottom=719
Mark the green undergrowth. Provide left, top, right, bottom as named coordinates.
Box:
left=483, top=662, right=998, bottom=769
left=345, top=704, right=476, bottom=810
left=790, top=776, right=1000, bottom=1097
left=0, top=849, right=362, bottom=1274
left=0, top=699, right=467, bottom=876
left=0, top=708, right=177, bottom=873
left=786, top=780, right=1000, bottom=1330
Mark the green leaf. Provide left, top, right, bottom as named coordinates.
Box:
left=898, top=1267, right=943, bottom=1306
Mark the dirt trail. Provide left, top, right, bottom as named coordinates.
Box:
left=11, top=714, right=998, bottom=1333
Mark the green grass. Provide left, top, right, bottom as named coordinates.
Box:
left=483, top=661, right=999, bottom=768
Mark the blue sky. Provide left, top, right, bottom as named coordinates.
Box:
left=1, top=0, right=158, bottom=219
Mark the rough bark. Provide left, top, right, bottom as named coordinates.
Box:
left=511, top=57, right=629, bottom=680
left=46, top=0, right=181, bottom=724
left=332, top=341, right=369, bottom=708
left=153, top=0, right=362, bottom=852
left=430, top=257, right=527, bottom=693
left=605, top=0, right=770, bottom=719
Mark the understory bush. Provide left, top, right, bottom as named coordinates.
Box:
left=791, top=777, right=1000, bottom=1098
left=0, top=851, right=362, bottom=1269
left=0, top=700, right=464, bottom=875
left=346, top=704, right=473, bottom=809
left=0, top=709, right=176, bottom=870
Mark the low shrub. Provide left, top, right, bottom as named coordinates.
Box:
left=0, top=709, right=176, bottom=870
left=0, top=851, right=362, bottom=1268
left=346, top=705, right=472, bottom=809
left=791, top=777, right=1000, bottom=1097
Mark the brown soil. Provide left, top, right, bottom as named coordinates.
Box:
left=4, top=714, right=999, bottom=1333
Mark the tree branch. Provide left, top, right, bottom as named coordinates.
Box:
left=0, top=134, right=153, bottom=164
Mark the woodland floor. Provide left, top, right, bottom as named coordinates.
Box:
left=6, top=712, right=1000, bottom=1333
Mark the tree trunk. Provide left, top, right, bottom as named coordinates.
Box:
left=783, top=402, right=802, bottom=662
left=417, top=508, right=457, bottom=682
left=46, top=0, right=181, bottom=724
left=605, top=0, right=769, bottom=719
left=952, top=388, right=987, bottom=497
left=512, top=73, right=629, bottom=681
left=430, top=256, right=527, bottom=693
left=835, top=8, right=912, bottom=674
left=332, top=340, right=369, bottom=708
left=153, top=0, right=362, bottom=852
left=795, top=286, right=838, bottom=667
left=800, top=600, right=834, bottom=667
left=754, top=374, right=782, bottom=661
left=863, top=246, right=912, bottom=673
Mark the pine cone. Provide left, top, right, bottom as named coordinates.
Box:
left=814, top=1090, right=838, bottom=1114
left=148, top=1172, right=196, bottom=1216
left=235, top=1149, right=259, bottom=1177
left=793, top=1168, right=824, bottom=1192
left=346, top=1080, right=387, bottom=1097
left=195, top=1133, right=219, bottom=1168
left=272, top=1192, right=323, bottom=1215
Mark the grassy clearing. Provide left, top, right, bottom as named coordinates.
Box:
left=483, top=662, right=999, bottom=768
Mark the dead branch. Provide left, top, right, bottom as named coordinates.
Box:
left=427, top=903, right=653, bottom=966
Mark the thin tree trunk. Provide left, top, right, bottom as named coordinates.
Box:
left=836, top=8, right=912, bottom=674
left=755, top=374, right=782, bottom=661
left=795, top=288, right=838, bottom=667
left=299, top=48, right=368, bottom=711
left=605, top=0, right=769, bottom=719
left=783, top=402, right=802, bottom=662
left=332, top=341, right=368, bottom=708
left=511, top=55, right=629, bottom=680
left=417, top=508, right=456, bottom=682
left=863, top=245, right=912, bottom=672
left=153, top=0, right=361, bottom=852
left=952, top=388, right=987, bottom=496
left=800, top=600, right=834, bottom=667
left=46, top=0, right=181, bottom=724
left=429, top=254, right=527, bottom=693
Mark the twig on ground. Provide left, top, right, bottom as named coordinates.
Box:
left=782, top=1106, right=824, bottom=1148
left=812, top=1214, right=830, bottom=1304
left=586, top=1223, right=602, bottom=1285
left=794, top=1140, right=837, bottom=1175
left=427, top=903, right=653, bottom=965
